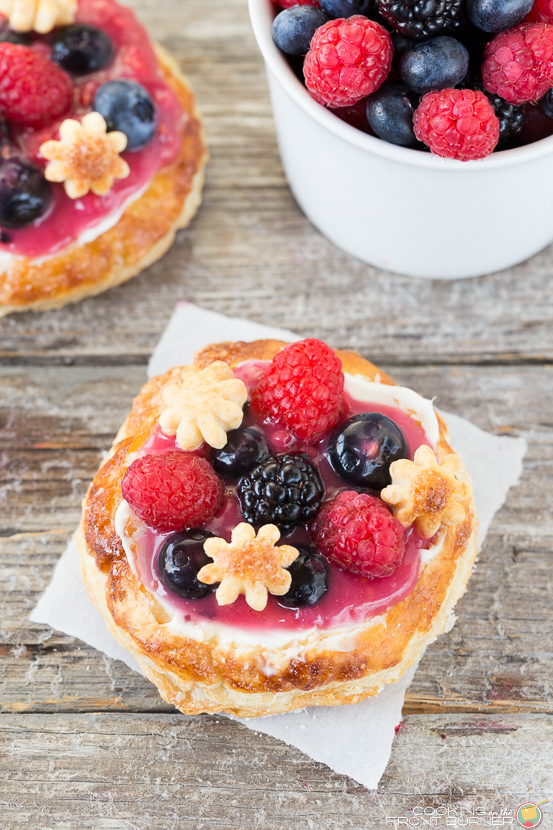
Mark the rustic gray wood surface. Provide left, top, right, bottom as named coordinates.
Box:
left=1, top=0, right=552, bottom=826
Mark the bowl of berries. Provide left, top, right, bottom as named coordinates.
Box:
left=249, top=0, right=553, bottom=278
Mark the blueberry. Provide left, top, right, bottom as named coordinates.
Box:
left=0, top=159, right=51, bottom=229
left=466, top=0, right=534, bottom=33
left=212, top=427, right=269, bottom=479
left=52, top=24, right=114, bottom=74
left=391, top=32, right=417, bottom=62
left=320, top=0, right=376, bottom=18
left=329, top=413, right=408, bottom=491
left=157, top=529, right=216, bottom=600
left=94, top=80, right=156, bottom=151
left=279, top=546, right=328, bottom=608
left=399, top=36, right=469, bottom=94
left=541, top=88, right=553, bottom=120
left=272, top=7, right=329, bottom=56
left=0, top=26, right=31, bottom=45
left=366, top=80, right=419, bottom=146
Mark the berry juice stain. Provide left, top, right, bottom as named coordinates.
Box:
left=125, top=361, right=436, bottom=635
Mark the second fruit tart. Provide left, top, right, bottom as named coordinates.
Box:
left=79, top=338, right=478, bottom=717
left=0, top=0, right=207, bottom=316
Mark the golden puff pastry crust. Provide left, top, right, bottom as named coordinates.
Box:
left=78, top=340, right=478, bottom=717
left=0, top=44, right=207, bottom=317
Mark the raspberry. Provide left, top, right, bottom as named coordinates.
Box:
left=0, top=44, right=73, bottom=128
left=122, top=451, right=223, bottom=533
left=303, top=16, right=392, bottom=107
left=310, top=491, right=405, bottom=578
left=251, top=339, right=345, bottom=443
left=413, top=88, right=500, bottom=160
left=526, top=0, right=553, bottom=24
left=482, top=22, right=553, bottom=105
left=461, top=68, right=525, bottom=150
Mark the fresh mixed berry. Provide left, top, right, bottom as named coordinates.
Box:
left=378, top=0, right=463, bottom=39
left=466, top=0, right=534, bottom=33
left=122, top=451, right=223, bottom=533
left=0, top=44, right=73, bottom=128
left=399, top=36, right=470, bottom=94
left=0, top=158, right=51, bottom=228
left=119, top=340, right=439, bottom=622
left=251, top=338, right=345, bottom=443
left=158, top=529, right=218, bottom=599
left=94, top=80, right=157, bottom=151
left=273, top=6, right=330, bottom=55
left=365, top=80, right=420, bottom=145
left=321, top=0, right=377, bottom=16
left=413, top=88, right=500, bottom=160
left=303, top=16, right=393, bottom=107
left=212, top=426, right=269, bottom=479
left=238, top=453, right=325, bottom=531
left=279, top=545, right=329, bottom=606
left=482, top=22, right=553, bottom=104
left=51, top=24, right=114, bottom=74
left=310, top=491, right=406, bottom=578
left=328, top=412, right=408, bottom=490
left=271, top=0, right=553, bottom=159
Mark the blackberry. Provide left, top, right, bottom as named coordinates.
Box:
left=462, top=69, right=524, bottom=149
left=377, top=0, right=463, bottom=40
left=541, top=89, right=553, bottom=120
left=238, top=453, right=324, bottom=532
left=484, top=91, right=524, bottom=149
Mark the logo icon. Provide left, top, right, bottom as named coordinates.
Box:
left=516, top=801, right=547, bottom=828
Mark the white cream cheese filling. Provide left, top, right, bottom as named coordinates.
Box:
left=114, top=370, right=443, bottom=654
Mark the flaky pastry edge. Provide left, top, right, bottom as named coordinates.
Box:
left=78, top=340, right=478, bottom=717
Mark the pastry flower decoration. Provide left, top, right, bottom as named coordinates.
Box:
left=198, top=523, right=299, bottom=612
left=0, top=0, right=76, bottom=32
left=381, top=444, right=469, bottom=539
left=40, top=113, right=130, bottom=199
left=159, top=361, right=248, bottom=452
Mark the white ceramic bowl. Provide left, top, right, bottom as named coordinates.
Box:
left=249, top=0, right=553, bottom=279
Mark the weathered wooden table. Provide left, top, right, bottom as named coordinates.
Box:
left=1, top=0, right=552, bottom=826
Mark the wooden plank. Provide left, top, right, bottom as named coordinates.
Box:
left=0, top=364, right=551, bottom=714
left=0, top=714, right=551, bottom=828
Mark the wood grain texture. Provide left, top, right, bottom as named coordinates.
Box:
left=0, top=0, right=552, bottom=820
left=0, top=714, right=551, bottom=829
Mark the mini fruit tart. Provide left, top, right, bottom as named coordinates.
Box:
left=78, top=338, right=478, bottom=717
left=0, top=0, right=207, bottom=316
